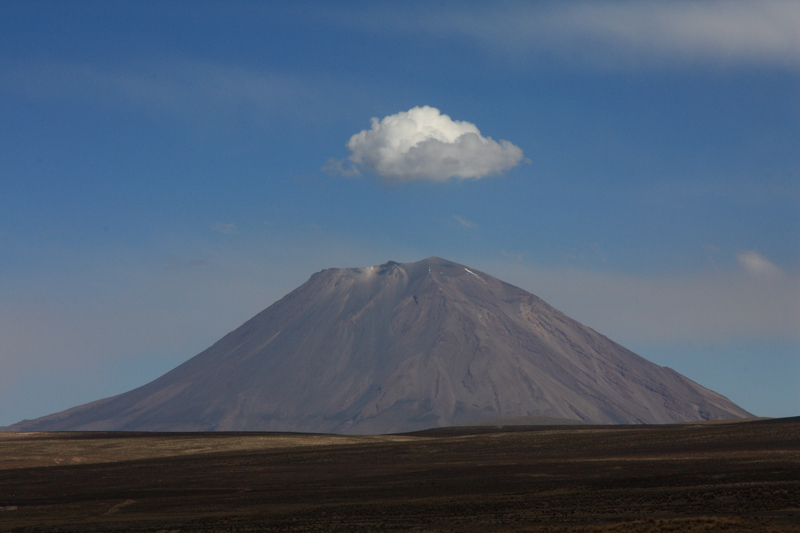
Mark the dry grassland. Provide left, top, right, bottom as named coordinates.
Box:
left=0, top=418, right=798, bottom=532
left=0, top=432, right=415, bottom=470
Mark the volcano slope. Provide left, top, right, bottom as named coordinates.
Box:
left=3, top=257, right=751, bottom=433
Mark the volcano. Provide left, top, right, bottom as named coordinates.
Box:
left=4, top=257, right=751, bottom=433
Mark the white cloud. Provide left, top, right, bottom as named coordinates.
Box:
left=737, top=251, right=782, bottom=278
left=333, top=1, right=800, bottom=69
left=331, top=106, right=524, bottom=183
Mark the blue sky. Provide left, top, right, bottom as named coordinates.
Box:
left=1, top=1, right=798, bottom=426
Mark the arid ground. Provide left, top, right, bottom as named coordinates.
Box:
left=1, top=418, right=799, bottom=532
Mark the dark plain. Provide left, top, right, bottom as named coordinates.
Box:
left=1, top=418, right=799, bottom=532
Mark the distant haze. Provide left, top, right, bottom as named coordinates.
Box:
left=3, top=258, right=751, bottom=434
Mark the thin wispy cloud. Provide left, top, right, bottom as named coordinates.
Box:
left=737, top=251, right=782, bottom=278
left=2, top=58, right=310, bottom=119
left=453, top=215, right=477, bottom=229
left=484, top=258, right=800, bottom=345
left=326, top=106, right=524, bottom=183
left=332, top=0, right=800, bottom=69
left=165, top=255, right=208, bottom=270
left=212, top=222, right=238, bottom=235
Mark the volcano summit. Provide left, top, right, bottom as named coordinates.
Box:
left=5, top=257, right=751, bottom=433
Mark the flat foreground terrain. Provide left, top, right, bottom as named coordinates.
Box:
left=1, top=418, right=799, bottom=532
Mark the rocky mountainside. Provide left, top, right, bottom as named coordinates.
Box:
left=4, top=257, right=752, bottom=433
